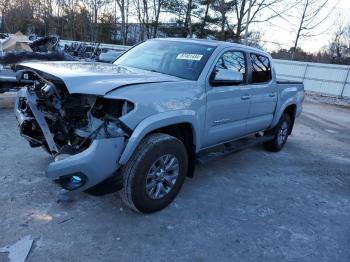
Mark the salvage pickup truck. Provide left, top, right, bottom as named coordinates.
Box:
left=14, top=38, right=304, bottom=213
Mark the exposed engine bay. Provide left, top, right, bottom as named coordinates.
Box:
left=15, top=69, right=133, bottom=156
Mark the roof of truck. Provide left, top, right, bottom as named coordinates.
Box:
left=152, top=37, right=268, bottom=56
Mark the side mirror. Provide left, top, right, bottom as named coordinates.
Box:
left=210, top=69, right=243, bottom=86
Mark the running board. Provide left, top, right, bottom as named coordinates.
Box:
left=196, top=135, right=274, bottom=165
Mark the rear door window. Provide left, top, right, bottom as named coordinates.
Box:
left=250, top=54, right=272, bottom=83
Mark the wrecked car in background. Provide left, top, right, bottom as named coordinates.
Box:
left=14, top=38, right=304, bottom=213
left=0, top=32, right=75, bottom=65
left=0, top=32, right=126, bottom=93
left=98, top=49, right=123, bottom=63
left=0, top=32, right=76, bottom=93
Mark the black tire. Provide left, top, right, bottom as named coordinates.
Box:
left=120, top=133, right=188, bottom=213
left=264, top=113, right=291, bottom=152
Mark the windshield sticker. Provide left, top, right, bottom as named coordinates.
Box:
left=176, top=53, right=203, bottom=61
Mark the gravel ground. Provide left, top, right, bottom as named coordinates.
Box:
left=0, top=100, right=349, bottom=262
left=306, top=92, right=350, bottom=107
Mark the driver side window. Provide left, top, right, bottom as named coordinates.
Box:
left=215, top=51, right=246, bottom=82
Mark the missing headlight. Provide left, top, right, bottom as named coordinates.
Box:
left=91, top=98, right=134, bottom=120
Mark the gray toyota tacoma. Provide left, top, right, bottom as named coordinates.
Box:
left=14, top=38, right=304, bottom=213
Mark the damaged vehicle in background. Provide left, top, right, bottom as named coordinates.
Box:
left=14, top=38, right=304, bottom=213
left=0, top=32, right=124, bottom=93
left=98, top=49, right=123, bottom=63
left=0, top=33, right=76, bottom=93
left=0, top=33, right=75, bottom=65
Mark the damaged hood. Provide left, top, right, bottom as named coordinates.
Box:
left=18, top=61, right=181, bottom=96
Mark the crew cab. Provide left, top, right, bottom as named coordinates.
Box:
left=14, top=38, right=304, bottom=213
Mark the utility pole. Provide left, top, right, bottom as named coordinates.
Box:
left=244, top=0, right=252, bottom=45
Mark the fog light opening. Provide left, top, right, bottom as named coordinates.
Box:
left=71, top=175, right=82, bottom=184
left=57, top=173, right=87, bottom=191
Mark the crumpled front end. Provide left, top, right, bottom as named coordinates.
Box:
left=14, top=69, right=134, bottom=197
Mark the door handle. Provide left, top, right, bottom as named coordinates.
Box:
left=269, top=92, right=277, bottom=97
left=241, top=94, right=251, bottom=100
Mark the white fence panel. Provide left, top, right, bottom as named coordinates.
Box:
left=344, top=73, right=350, bottom=97
left=274, top=59, right=350, bottom=98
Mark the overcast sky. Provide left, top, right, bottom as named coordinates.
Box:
left=260, top=0, right=350, bottom=52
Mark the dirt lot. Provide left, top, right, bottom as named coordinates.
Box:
left=0, top=100, right=350, bottom=262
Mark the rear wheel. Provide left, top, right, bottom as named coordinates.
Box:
left=264, top=113, right=291, bottom=152
left=120, top=133, right=188, bottom=213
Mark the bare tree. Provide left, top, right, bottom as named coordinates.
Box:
left=198, top=0, right=213, bottom=38
left=87, top=0, right=110, bottom=41
left=184, top=0, right=193, bottom=37
left=64, top=0, right=80, bottom=40
left=0, top=0, right=11, bottom=33
left=134, top=0, right=152, bottom=40
left=231, top=0, right=288, bottom=43
left=163, top=0, right=187, bottom=26
left=291, top=0, right=334, bottom=59
left=152, top=0, right=165, bottom=37
left=2, top=0, right=34, bottom=33
left=116, top=0, right=130, bottom=44
left=212, top=0, right=235, bottom=40
left=329, top=21, right=350, bottom=64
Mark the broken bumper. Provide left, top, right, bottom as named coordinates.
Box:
left=14, top=87, right=127, bottom=198
left=47, top=137, right=125, bottom=197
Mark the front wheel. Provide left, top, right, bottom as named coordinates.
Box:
left=120, top=133, right=188, bottom=213
left=264, top=113, right=291, bottom=152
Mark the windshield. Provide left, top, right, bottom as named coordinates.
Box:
left=114, top=40, right=216, bottom=80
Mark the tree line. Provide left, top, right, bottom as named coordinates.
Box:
left=0, top=0, right=349, bottom=65
left=272, top=20, right=350, bottom=65
left=0, top=0, right=287, bottom=43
